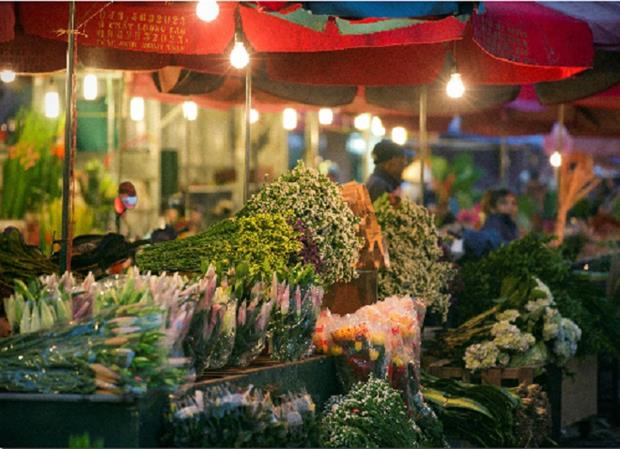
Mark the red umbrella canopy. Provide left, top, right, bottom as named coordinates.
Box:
left=0, top=1, right=594, bottom=87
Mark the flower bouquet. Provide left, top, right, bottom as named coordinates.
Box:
left=228, top=282, right=274, bottom=367
left=183, top=268, right=237, bottom=372
left=269, top=273, right=324, bottom=361
left=440, top=276, right=581, bottom=371
left=315, top=296, right=425, bottom=392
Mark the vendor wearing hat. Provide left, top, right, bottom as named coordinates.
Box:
left=365, top=139, right=413, bottom=202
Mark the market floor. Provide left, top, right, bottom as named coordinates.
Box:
left=561, top=420, right=620, bottom=448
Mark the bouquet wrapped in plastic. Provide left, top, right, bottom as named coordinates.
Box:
left=269, top=274, right=324, bottom=361
left=229, top=282, right=274, bottom=367
left=314, top=295, right=426, bottom=391
left=183, top=267, right=237, bottom=372
left=166, top=385, right=317, bottom=448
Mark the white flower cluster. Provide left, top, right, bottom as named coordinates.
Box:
left=463, top=277, right=581, bottom=371
left=491, top=321, right=535, bottom=352
left=375, top=195, right=456, bottom=321
left=464, top=341, right=500, bottom=371
left=241, top=161, right=361, bottom=286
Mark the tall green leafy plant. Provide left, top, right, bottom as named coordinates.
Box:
left=1, top=109, right=63, bottom=218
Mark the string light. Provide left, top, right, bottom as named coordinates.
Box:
left=183, top=101, right=198, bottom=121
left=550, top=151, right=562, bottom=168
left=0, top=70, right=16, bottom=83
left=83, top=74, right=98, bottom=100
left=318, top=108, right=334, bottom=126
left=250, top=108, right=259, bottom=124
left=196, top=0, right=219, bottom=22
left=391, top=127, right=407, bottom=145
left=282, top=108, right=297, bottom=130
left=44, top=85, right=60, bottom=119
left=230, top=40, right=250, bottom=69
left=371, top=116, right=385, bottom=136
left=130, top=97, right=145, bottom=122
left=446, top=72, right=465, bottom=99
left=354, top=113, right=371, bottom=131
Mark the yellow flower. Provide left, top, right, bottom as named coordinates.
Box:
left=369, top=349, right=379, bottom=361
left=354, top=341, right=363, bottom=352
left=392, top=356, right=404, bottom=367
left=331, top=345, right=344, bottom=356
left=370, top=333, right=385, bottom=346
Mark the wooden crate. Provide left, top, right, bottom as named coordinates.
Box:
left=427, top=362, right=535, bottom=388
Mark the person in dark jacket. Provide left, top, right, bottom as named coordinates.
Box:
left=463, top=188, right=519, bottom=259
left=365, top=139, right=413, bottom=202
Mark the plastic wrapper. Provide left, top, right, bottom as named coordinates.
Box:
left=269, top=276, right=324, bottom=361
left=229, top=282, right=274, bottom=367
left=183, top=271, right=237, bottom=372
left=166, top=384, right=317, bottom=448
left=314, top=295, right=426, bottom=391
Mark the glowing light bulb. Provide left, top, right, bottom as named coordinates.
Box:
left=446, top=72, right=465, bottom=99
left=183, top=101, right=198, bottom=121
left=354, top=113, right=371, bottom=131
left=196, top=0, right=219, bottom=22
left=83, top=74, right=98, bottom=100
left=550, top=151, right=562, bottom=168
left=371, top=116, right=385, bottom=136
left=318, top=108, right=334, bottom=126
left=391, top=127, right=407, bottom=145
left=282, top=108, right=297, bottom=130
left=230, top=41, right=249, bottom=69
left=130, top=96, right=145, bottom=122
left=0, top=70, right=16, bottom=83
left=44, top=90, right=60, bottom=118
left=250, top=108, right=259, bottom=124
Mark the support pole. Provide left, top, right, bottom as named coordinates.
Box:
left=185, top=119, right=192, bottom=218
left=59, top=0, right=77, bottom=274
left=304, top=111, right=320, bottom=169
left=419, top=85, right=428, bottom=205
left=243, top=65, right=252, bottom=203
left=499, top=136, right=508, bottom=185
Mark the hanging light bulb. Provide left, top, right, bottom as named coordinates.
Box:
left=391, top=126, right=407, bottom=145
left=371, top=116, right=385, bottom=136
left=130, top=96, right=145, bottom=122
left=230, top=39, right=250, bottom=70
left=318, top=108, right=334, bottom=126
left=250, top=108, right=260, bottom=124
left=282, top=108, right=297, bottom=130
left=44, top=84, right=60, bottom=119
left=196, top=0, right=219, bottom=22
left=446, top=72, right=465, bottom=99
left=83, top=73, right=98, bottom=100
left=354, top=113, right=371, bottom=131
left=549, top=151, right=562, bottom=168
left=0, top=70, right=16, bottom=83
left=183, top=101, right=198, bottom=121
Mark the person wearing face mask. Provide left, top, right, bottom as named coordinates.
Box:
left=365, top=139, right=414, bottom=203
left=114, top=181, right=138, bottom=236
left=463, top=188, right=519, bottom=259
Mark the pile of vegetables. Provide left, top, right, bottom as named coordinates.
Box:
left=241, top=160, right=361, bottom=287
left=421, top=373, right=551, bottom=448
left=374, top=195, right=455, bottom=321
left=421, top=373, right=519, bottom=448
left=0, top=229, right=56, bottom=304
left=439, top=276, right=581, bottom=370
left=454, top=233, right=620, bottom=358
left=165, top=385, right=318, bottom=447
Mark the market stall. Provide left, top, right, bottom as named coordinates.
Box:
left=1, top=1, right=620, bottom=448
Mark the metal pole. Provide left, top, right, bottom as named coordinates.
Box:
left=59, top=0, right=77, bottom=274
left=243, top=64, right=252, bottom=203
left=419, top=85, right=428, bottom=205
left=185, top=119, right=191, bottom=219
